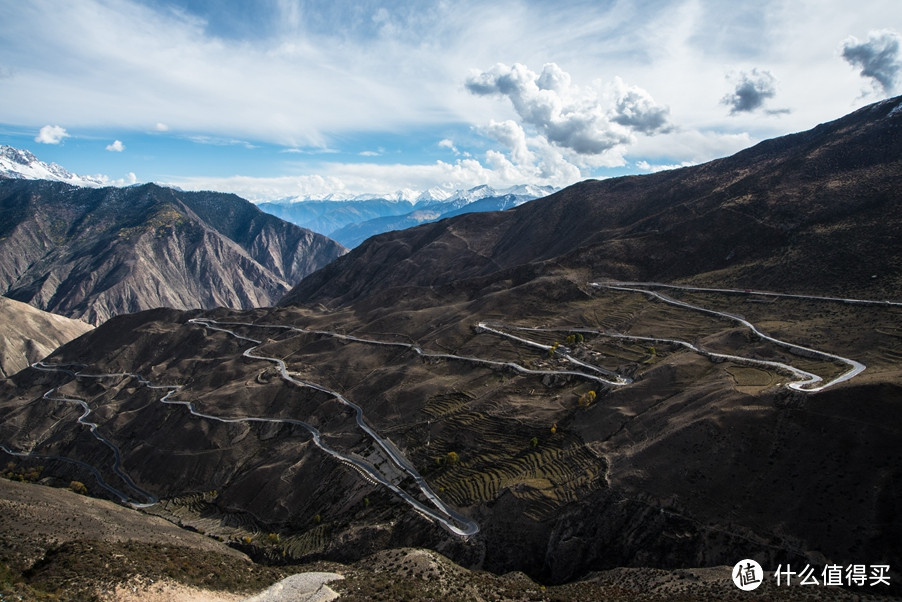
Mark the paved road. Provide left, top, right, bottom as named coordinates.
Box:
left=3, top=280, right=864, bottom=532
left=589, top=282, right=867, bottom=391
left=188, top=318, right=479, bottom=537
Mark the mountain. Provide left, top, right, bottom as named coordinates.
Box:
left=0, top=296, right=92, bottom=379
left=328, top=193, right=529, bottom=248
left=258, top=184, right=556, bottom=248
left=283, top=96, right=902, bottom=307
left=0, top=145, right=107, bottom=187
left=2, top=97, right=901, bottom=596
left=257, top=198, right=416, bottom=240
left=0, top=180, right=346, bottom=324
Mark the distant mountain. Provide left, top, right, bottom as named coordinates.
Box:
left=257, top=198, right=415, bottom=240
left=329, top=193, right=528, bottom=248
left=261, top=184, right=557, bottom=248
left=0, top=180, right=346, bottom=324
left=0, top=145, right=107, bottom=187
left=0, top=296, right=92, bottom=378
left=283, top=96, right=902, bottom=307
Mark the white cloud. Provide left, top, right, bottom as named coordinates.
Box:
left=438, top=138, right=459, bottom=154
left=165, top=152, right=580, bottom=202
left=481, top=119, right=532, bottom=165
left=466, top=62, right=672, bottom=157
left=34, top=124, right=69, bottom=144
left=636, top=160, right=695, bottom=173
left=106, top=139, right=125, bottom=152
left=154, top=122, right=170, bottom=131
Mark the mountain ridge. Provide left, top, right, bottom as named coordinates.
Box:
left=0, top=180, right=346, bottom=324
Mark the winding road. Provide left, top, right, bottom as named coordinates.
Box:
left=1, top=282, right=874, bottom=535
left=589, top=282, right=867, bottom=391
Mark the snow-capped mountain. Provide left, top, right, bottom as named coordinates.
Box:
left=260, top=184, right=560, bottom=248
left=272, top=184, right=556, bottom=206
left=0, top=145, right=107, bottom=187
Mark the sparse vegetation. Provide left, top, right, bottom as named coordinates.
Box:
left=68, top=480, right=87, bottom=495
left=566, top=333, right=584, bottom=346
left=576, top=390, right=596, bottom=407
left=3, top=462, right=43, bottom=483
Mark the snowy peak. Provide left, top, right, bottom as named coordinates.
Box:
left=502, top=184, right=558, bottom=199
left=0, top=145, right=106, bottom=187
left=266, top=184, right=556, bottom=206
left=448, top=184, right=497, bottom=203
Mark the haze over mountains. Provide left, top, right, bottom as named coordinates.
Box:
left=1, top=97, right=902, bottom=598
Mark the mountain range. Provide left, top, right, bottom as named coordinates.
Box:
left=0, top=180, right=345, bottom=324
left=1, top=96, right=901, bottom=598
left=258, top=184, right=556, bottom=248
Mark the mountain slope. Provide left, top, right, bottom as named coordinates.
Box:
left=283, top=96, right=902, bottom=308
left=0, top=296, right=92, bottom=378
left=0, top=181, right=345, bottom=324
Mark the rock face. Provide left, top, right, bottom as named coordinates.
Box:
left=0, top=182, right=346, bottom=324
left=0, top=296, right=92, bottom=378
left=283, top=95, right=902, bottom=308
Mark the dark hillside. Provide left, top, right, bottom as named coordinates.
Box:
left=283, top=96, right=902, bottom=307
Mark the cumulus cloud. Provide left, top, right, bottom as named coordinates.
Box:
left=106, top=139, right=125, bottom=152
left=465, top=62, right=673, bottom=157
left=722, top=69, right=778, bottom=114
left=841, top=30, right=902, bottom=94
left=34, top=125, right=69, bottom=144
left=154, top=122, right=170, bottom=132
left=610, top=78, right=674, bottom=134
left=481, top=120, right=532, bottom=165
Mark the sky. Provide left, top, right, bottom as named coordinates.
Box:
left=1, top=0, right=901, bottom=201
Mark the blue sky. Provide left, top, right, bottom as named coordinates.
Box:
left=1, top=0, right=901, bottom=200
